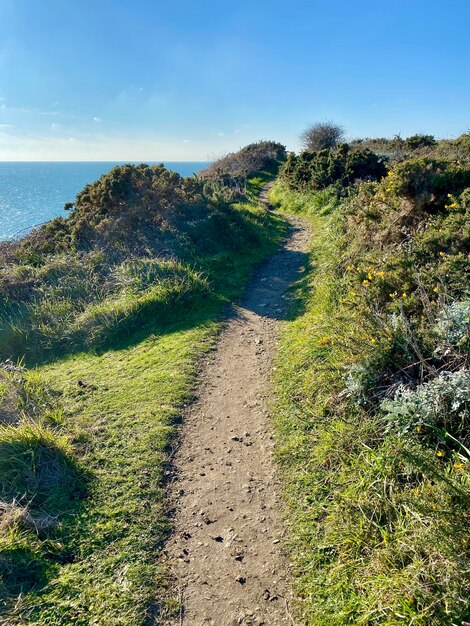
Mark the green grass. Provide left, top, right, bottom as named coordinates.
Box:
left=270, top=181, right=470, bottom=626
left=0, top=197, right=286, bottom=625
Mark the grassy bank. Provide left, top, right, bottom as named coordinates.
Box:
left=271, top=179, right=469, bottom=625
left=0, top=162, right=285, bottom=623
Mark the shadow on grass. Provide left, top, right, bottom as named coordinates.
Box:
left=0, top=426, right=91, bottom=605
left=15, top=228, right=311, bottom=369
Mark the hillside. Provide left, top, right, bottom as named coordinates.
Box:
left=271, top=133, right=470, bottom=625
left=0, top=146, right=286, bottom=624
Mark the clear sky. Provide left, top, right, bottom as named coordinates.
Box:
left=0, top=0, right=469, bottom=161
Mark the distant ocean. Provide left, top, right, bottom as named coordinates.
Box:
left=0, top=161, right=209, bottom=241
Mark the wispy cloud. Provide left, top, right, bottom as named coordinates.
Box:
left=93, top=116, right=102, bottom=123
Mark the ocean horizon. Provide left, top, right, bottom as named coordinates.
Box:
left=0, top=161, right=209, bottom=241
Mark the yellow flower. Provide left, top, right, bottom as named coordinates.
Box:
left=433, top=287, right=439, bottom=293
left=389, top=292, right=397, bottom=298
left=436, top=450, right=445, bottom=457
left=416, top=424, right=422, bottom=433
left=439, top=251, right=446, bottom=257
left=347, top=265, right=353, bottom=271
left=453, top=463, right=464, bottom=469
left=371, top=338, right=377, bottom=344
left=402, top=292, right=407, bottom=298
left=363, top=279, right=370, bottom=286
left=376, top=271, right=385, bottom=278
left=368, top=272, right=373, bottom=280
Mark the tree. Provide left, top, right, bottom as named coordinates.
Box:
left=300, top=122, right=345, bottom=151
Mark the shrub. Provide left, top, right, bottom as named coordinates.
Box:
left=403, top=134, right=437, bottom=151
left=0, top=161, right=274, bottom=361
left=281, top=144, right=387, bottom=192
left=434, top=300, right=470, bottom=356
left=300, top=121, right=345, bottom=151
left=380, top=369, right=470, bottom=451
left=200, top=141, right=286, bottom=181
left=384, top=158, right=470, bottom=208
left=435, top=132, right=470, bottom=162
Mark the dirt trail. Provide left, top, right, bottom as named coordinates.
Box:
left=162, top=195, right=310, bottom=626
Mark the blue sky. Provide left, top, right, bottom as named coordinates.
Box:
left=0, top=0, right=469, bottom=160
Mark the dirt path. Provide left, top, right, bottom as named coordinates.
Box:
left=162, top=200, right=310, bottom=626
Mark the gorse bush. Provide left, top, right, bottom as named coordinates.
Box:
left=18, top=163, right=206, bottom=258
left=200, top=141, right=287, bottom=200
left=280, top=143, right=387, bottom=192
left=383, top=157, right=470, bottom=208
left=201, top=140, right=286, bottom=180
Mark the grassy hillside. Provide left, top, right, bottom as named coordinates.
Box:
left=271, top=141, right=469, bottom=624
left=0, top=154, right=285, bottom=624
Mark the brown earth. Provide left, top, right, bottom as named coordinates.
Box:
left=162, top=198, right=311, bottom=626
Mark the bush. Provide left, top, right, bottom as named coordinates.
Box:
left=403, top=134, right=437, bottom=151
left=384, top=158, right=470, bottom=208
left=300, top=121, right=345, bottom=151
left=200, top=141, right=286, bottom=181
left=0, top=161, right=274, bottom=361
left=381, top=369, right=470, bottom=451
left=434, top=300, right=470, bottom=356
left=281, top=143, right=387, bottom=192
left=435, top=132, right=470, bottom=162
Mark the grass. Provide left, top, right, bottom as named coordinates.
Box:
left=0, top=195, right=286, bottom=624
left=270, top=181, right=470, bottom=625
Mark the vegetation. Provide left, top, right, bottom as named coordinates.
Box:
left=0, top=161, right=282, bottom=362
left=281, top=143, right=386, bottom=192
left=271, top=137, right=470, bottom=624
left=0, top=149, right=286, bottom=623
left=199, top=140, right=287, bottom=200
left=351, top=131, right=470, bottom=163
left=1, top=128, right=469, bottom=625
left=300, top=122, right=345, bottom=152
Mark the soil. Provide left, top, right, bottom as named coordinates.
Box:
left=162, top=196, right=311, bottom=626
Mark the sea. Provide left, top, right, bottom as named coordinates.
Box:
left=0, top=161, right=209, bottom=241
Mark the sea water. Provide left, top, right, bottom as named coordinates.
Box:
left=0, top=161, right=208, bottom=240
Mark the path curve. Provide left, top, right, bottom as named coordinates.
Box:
left=162, top=199, right=310, bottom=626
